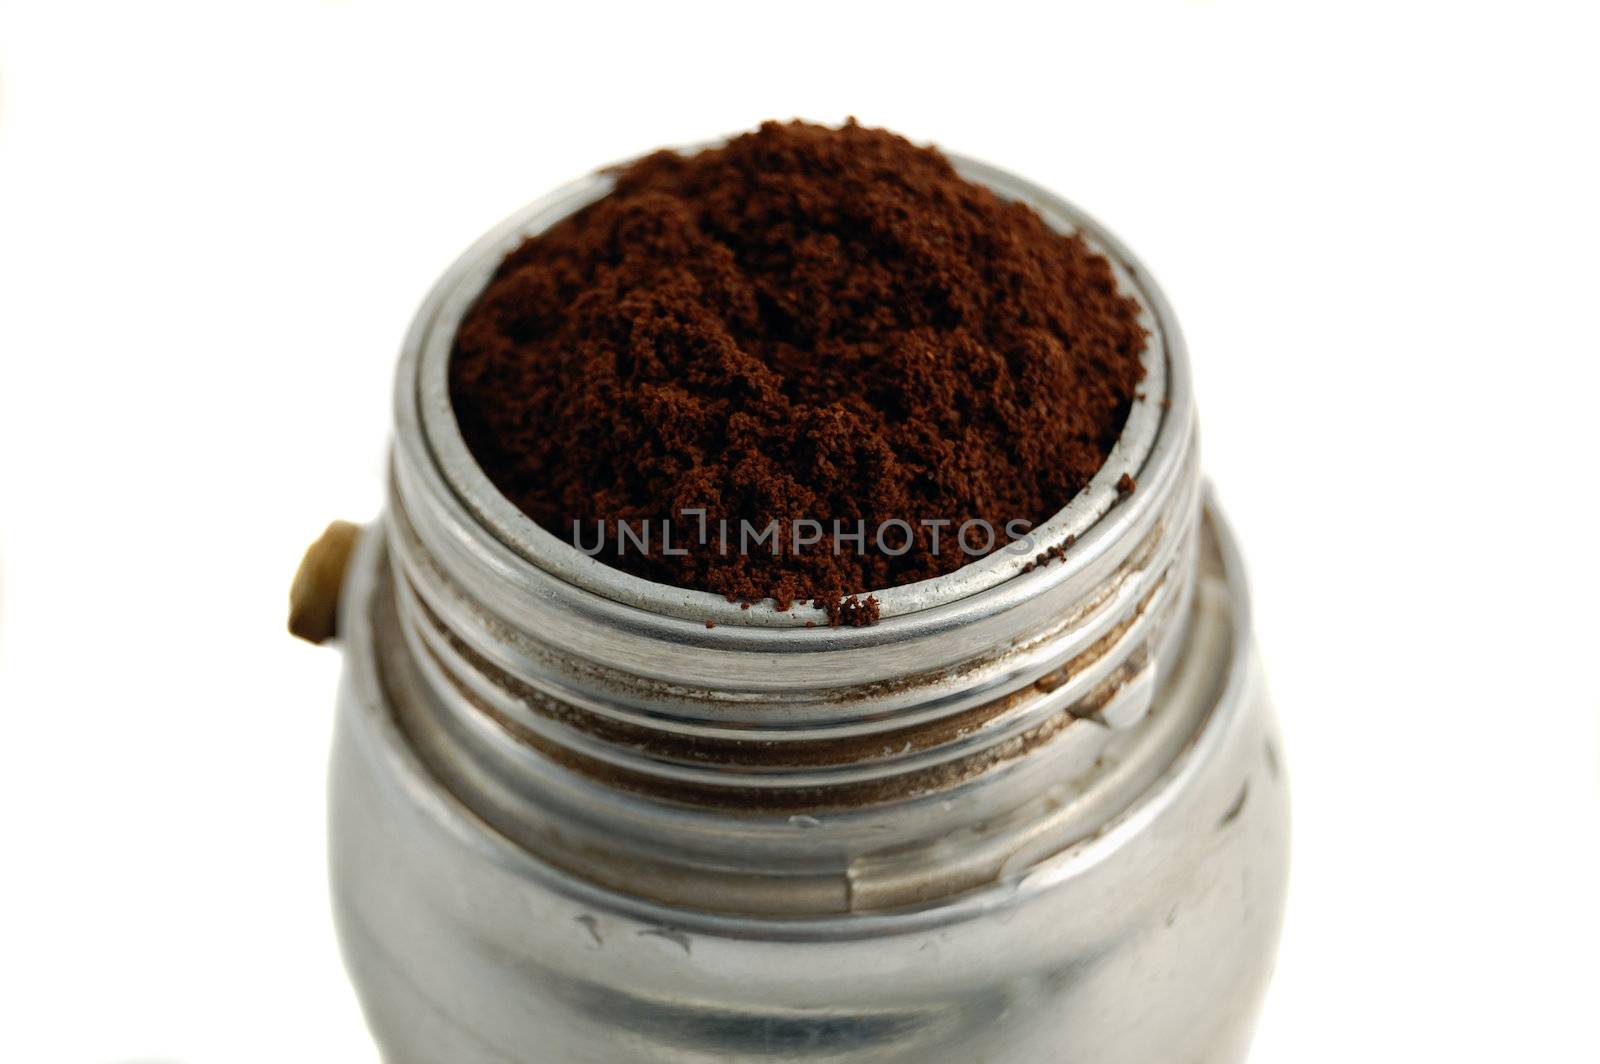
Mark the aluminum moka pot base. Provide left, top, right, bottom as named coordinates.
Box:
left=321, top=152, right=1290, bottom=1063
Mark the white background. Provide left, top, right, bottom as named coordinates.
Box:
left=2, top=1, right=1597, bottom=1061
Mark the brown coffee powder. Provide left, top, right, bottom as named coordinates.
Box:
left=450, top=120, right=1146, bottom=622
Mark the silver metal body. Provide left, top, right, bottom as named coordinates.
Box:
left=328, top=153, right=1289, bottom=1063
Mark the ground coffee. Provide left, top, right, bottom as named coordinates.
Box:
left=450, top=120, right=1146, bottom=623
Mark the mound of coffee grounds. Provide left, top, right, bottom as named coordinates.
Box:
left=450, top=120, right=1146, bottom=621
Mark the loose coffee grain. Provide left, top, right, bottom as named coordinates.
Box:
left=450, top=120, right=1146, bottom=623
